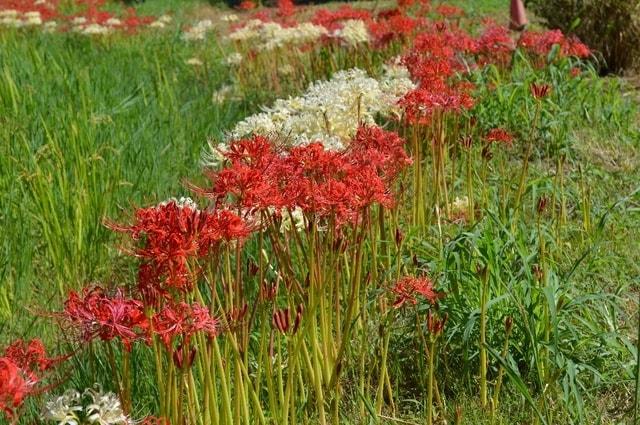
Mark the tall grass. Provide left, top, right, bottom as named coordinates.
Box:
left=0, top=29, right=244, bottom=327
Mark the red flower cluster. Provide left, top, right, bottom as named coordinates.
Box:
left=399, top=22, right=478, bottom=124
left=276, top=0, right=295, bottom=18
left=108, top=200, right=249, bottom=295
left=485, top=128, right=514, bottom=146
left=0, top=358, right=31, bottom=420
left=311, top=5, right=372, bottom=31
left=238, top=0, right=256, bottom=10
left=63, top=287, right=149, bottom=350
left=368, top=9, right=422, bottom=48
left=392, top=275, right=441, bottom=308
left=77, top=3, right=155, bottom=32
left=518, top=30, right=591, bottom=60
left=0, top=339, right=55, bottom=420
left=61, top=286, right=222, bottom=353
left=400, top=80, right=475, bottom=124
left=396, top=16, right=591, bottom=127
left=201, top=125, right=410, bottom=227
left=435, top=4, right=464, bottom=18
left=152, top=302, right=220, bottom=347
left=476, top=24, right=515, bottom=67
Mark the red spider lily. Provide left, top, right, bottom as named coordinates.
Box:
left=342, top=166, right=395, bottom=211
left=203, top=162, right=283, bottom=211
left=0, top=339, right=60, bottom=421
left=311, top=5, right=372, bottom=31
left=368, top=14, right=419, bottom=48
left=419, top=29, right=474, bottom=57
left=0, top=358, right=32, bottom=420
left=402, top=25, right=476, bottom=85
left=238, top=0, right=256, bottom=10
left=3, top=339, right=53, bottom=381
left=476, top=25, right=515, bottom=67
left=570, top=67, right=581, bottom=78
left=281, top=143, right=390, bottom=224
left=392, top=276, right=442, bottom=308
left=485, top=128, right=514, bottom=146
left=197, top=136, right=286, bottom=211
left=403, top=55, right=455, bottom=86
left=108, top=201, right=249, bottom=293
left=152, top=302, right=221, bottom=347
left=120, top=7, right=155, bottom=33
left=530, top=82, right=551, bottom=99
left=518, top=30, right=591, bottom=59
left=397, top=0, right=414, bottom=10
left=62, top=287, right=149, bottom=350
left=248, top=10, right=272, bottom=23
left=350, top=124, right=413, bottom=181
left=436, top=4, right=464, bottom=18
left=276, top=0, right=295, bottom=18
left=399, top=81, right=475, bottom=125
left=565, top=38, right=590, bottom=58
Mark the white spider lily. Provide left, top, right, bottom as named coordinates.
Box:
left=41, top=390, right=83, bottom=425
left=83, top=387, right=130, bottom=425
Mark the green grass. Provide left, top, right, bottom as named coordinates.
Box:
left=1, top=1, right=640, bottom=424
left=0, top=18, right=245, bottom=328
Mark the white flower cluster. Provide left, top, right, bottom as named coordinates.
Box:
left=220, top=13, right=239, bottom=23
left=0, top=9, right=43, bottom=27
left=223, top=66, right=415, bottom=151
left=182, top=19, right=214, bottom=41
left=149, top=14, right=172, bottom=29
left=279, top=207, right=306, bottom=233
left=159, top=196, right=199, bottom=210
left=225, top=18, right=374, bottom=54
left=42, top=386, right=131, bottom=425
left=224, top=52, right=243, bottom=66
left=227, top=19, right=329, bottom=52
left=71, top=14, right=171, bottom=35
left=332, top=19, right=370, bottom=47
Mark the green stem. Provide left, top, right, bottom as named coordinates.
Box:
left=479, top=266, right=490, bottom=409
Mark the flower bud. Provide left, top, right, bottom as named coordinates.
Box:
left=395, top=228, right=404, bottom=247
left=536, top=196, right=548, bottom=214
left=504, top=316, right=513, bottom=334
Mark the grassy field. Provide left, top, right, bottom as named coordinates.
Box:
left=1, top=0, right=639, bottom=424
left=0, top=12, right=241, bottom=320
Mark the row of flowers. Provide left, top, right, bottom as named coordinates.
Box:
left=0, top=0, right=169, bottom=34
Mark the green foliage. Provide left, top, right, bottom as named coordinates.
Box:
left=528, top=0, right=640, bottom=73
